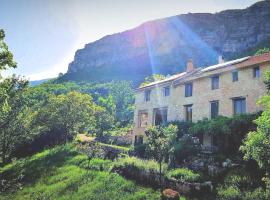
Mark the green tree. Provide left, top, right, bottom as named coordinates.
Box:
left=240, top=95, right=270, bottom=173
left=0, top=76, right=33, bottom=164
left=0, top=29, right=16, bottom=73
left=263, top=71, right=270, bottom=91
left=109, top=81, right=134, bottom=126
left=94, top=105, right=115, bottom=137
left=145, top=125, right=177, bottom=190
left=35, top=91, right=97, bottom=142
left=26, top=81, right=135, bottom=126
left=140, top=74, right=166, bottom=87
left=255, top=47, right=270, bottom=56
left=98, top=95, right=116, bottom=117
left=241, top=71, right=270, bottom=173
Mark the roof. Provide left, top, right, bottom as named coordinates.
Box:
left=137, top=52, right=270, bottom=91
left=235, top=52, right=270, bottom=68
left=138, top=72, right=187, bottom=90
left=201, top=56, right=250, bottom=72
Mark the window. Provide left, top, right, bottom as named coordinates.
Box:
left=212, top=135, right=218, bottom=146
left=233, top=97, right=246, bottom=115
left=210, top=101, right=219, bottom=119
left=185, top=83, right=193, bottom=97
left=232, top=71, right=238, bottom=82
left=211, top=76, right=219, bottom=90
left=145, top=90, right=151, bottom=102
left=154, top=108, right=168, bottom=126
left=134, top=135, right=143, bottom=144
left=164, top=86, right=170, bottom=97
left=185, top=105, right=193, bottom=122
left=134, top=136, right=138, bottom=144
left=253, top=66, right=260, bottom=78
left=139, top=111, right=148, bottom=127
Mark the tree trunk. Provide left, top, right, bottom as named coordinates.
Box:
left=159, top=161, right=162, bottom=192
left=2, top=141, right=7, bottom=165
left=2, top=152, right=6, bottom=165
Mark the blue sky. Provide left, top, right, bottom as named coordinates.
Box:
left=0, top=0, right=260, bottom=80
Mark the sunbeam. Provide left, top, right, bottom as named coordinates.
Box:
left=169, top=16, right=218, bottom=65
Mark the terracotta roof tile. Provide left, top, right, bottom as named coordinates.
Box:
left=236, top=52, right=270, bottom=68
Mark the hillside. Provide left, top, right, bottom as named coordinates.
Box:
left=0, top=144, right=160, bottom=200
left=30, top=78, right=51, bottom=86
left=61, top=0, right=270, bottom=85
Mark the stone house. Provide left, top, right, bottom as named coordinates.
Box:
left=133, top=52, right=270, bottom=149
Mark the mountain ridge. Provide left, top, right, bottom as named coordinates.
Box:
left=61, top=0, right=270, bottom=85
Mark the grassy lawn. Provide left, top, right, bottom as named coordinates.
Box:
left=99, top=142, right=130, bottom=152
left=0, top=144, right=160, bottom=200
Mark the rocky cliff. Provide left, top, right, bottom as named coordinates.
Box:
left=63, top=0, right=270, bottom=85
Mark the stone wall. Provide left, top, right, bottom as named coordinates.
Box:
left=112, top=165, right=212, bottom=196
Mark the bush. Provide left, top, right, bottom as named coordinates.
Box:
left=223, top=169, right=253, bottom=190
left=190, top=116, right=231, bottom=136
left=167, top=168, right=200, bottom=182
left=165, top=121, right=193, bottom=139
left=223, top=164, right=264, bottom=190
left=242, top=177, right=270, bottom=200
left=243, top=187, right=269, bottom=200
left=217, top=186, right=241, bottom=200
left=190, top=114, right=259, bottom=156
left=214, top=165, right=268, bottom=200
left=173, top=134, right=200, bottom=163
left=133, top=143, right=147, bottom=158
left=107, top=126, right=132, bottom=136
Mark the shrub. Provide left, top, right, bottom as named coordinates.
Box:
left=165, top=121, right=193, bottom=138
left=223, top=169, right=253, bottom=189
left=167, top=168, right=200, bottom=182
left=237, top=177, right=270, bottom=200
left=223, top=165, right=264, bottom=190
left=190, top=113, right=259, bottom=156
left=243, top=187, right=269, bottom=200
left=215, top=166, right=267, bottom=200
left=190, top=116, right=231, bottom=136
left=107, top=126, right=132, bottom=136
left=173, top=134, right=200, bottom=163
left=217, top=185, right=241, bottom=200
left=133, top=143, right=147, bottom=158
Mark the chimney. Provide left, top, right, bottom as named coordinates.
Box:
left=186, top=59, right=194, bottom=72
left=218, top=55, right=224, bottom=64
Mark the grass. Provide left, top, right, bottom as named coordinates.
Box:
left=106, top=126, right=132, bottom=136
left=113, top=156, right=168, bottom=173
left=76, top=134, right=95, bottom=143
left=100, top=142, right=130, bottom=152
left=166, top=168, right=200, bottom=182
left=75, top=133, right=130, bottom=153
left=0, top=144, right=160, bottom=200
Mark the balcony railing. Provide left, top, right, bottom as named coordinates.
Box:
left=201, top=145, right=218, bottom=153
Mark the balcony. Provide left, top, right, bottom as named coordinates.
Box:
left=201, top=145, right=218, bottom=154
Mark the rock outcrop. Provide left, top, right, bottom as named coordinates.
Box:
left=64, top=0, right=270, bottom=85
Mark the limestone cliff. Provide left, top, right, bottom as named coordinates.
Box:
left=63, top=0, right=270, bottom=85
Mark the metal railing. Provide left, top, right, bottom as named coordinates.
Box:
left=201, top=145, right=218, bottom=153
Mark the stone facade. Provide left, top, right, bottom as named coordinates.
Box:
left=133, top=53, right=270, bottom=147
